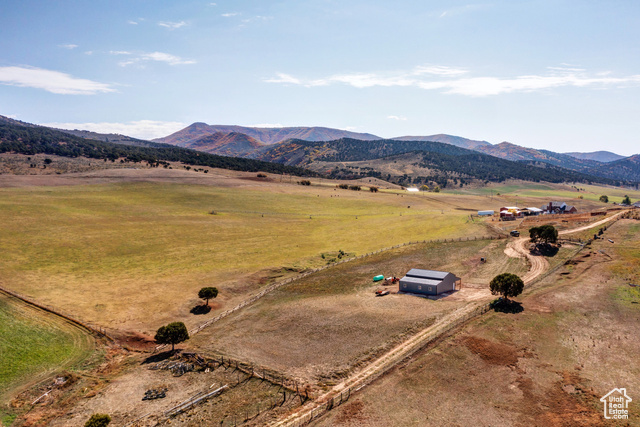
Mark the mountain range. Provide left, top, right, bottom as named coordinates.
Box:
left=1, top=115, right=638, bottom=185
left=152, top=122, right=639, bottom=183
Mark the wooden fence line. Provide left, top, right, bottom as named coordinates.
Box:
left=287, top=302, right=494, bottom=427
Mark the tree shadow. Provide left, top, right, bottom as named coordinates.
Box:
left=190, top=304, right=212, bottom=315
left=491, top=298, right=524, bottom=314
left=142, top=350, right=178, bottom=365
left=531, top=243, right=559, bottom=257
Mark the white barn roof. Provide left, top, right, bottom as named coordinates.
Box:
left=405, top=269, right=451, bottom=280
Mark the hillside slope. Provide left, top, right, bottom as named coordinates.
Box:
left=155, top=122, right=382, bottom=146
left=0, top=119, right=313, bottom=176
left=392, top=134, right=491, bottom=150
left=180, top=132, right=265, bottom=157
left=254, top=138, right=617, bottom=186
left=565, top=150, right=626, bottom=163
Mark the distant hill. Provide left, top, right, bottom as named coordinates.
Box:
left=392, top=134, right=491, bottom=150
left=180, top=132, right=265, bottom=157
left=155, top=122, right=382, bottom=146
left=254, top=138, right=618, bottom=187
left=591, top=155, right=640, bottom=182
left=0, top=118, right=314, bottom=177
left=565, top=151, right=625, bottom=163
left=474, top=141, right=602, bottom=173
left=53, top=128, right=161, bottom=148
left=0, top=115, right=38, bottom=128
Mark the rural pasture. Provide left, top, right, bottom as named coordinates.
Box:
left=1, top=166, right=638, bottom=426
left=190, top=239, right=528, bottom=385
left=0, top=168, right=499, bottom=335
left=318, top=219, right=640, bottom=426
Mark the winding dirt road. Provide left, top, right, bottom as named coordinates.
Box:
left=504, top=237, right=548, bottom=285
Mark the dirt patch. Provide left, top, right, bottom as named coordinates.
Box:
left=527, top=372, right=601, bottom=427
left=110, top=330, right=157, bottom=351
left=460, top=336, right=519, bottom=366
left=333, top=399, right=367, bottom=425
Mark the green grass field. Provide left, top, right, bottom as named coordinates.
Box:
left=0, top=180, right=494, bottom=333
left=0, top=294, right=95, bottom=407
left=457, top=181, right=640, bottom=205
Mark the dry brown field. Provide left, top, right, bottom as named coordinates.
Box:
left=188, top=239, right=528, bottom=386
left=316, top=219, right=640, bottom=426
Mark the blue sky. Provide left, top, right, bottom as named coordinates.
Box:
left=1, top=1, right=639, bottom=155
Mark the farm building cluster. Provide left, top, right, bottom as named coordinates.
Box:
left=477, top=201, right=578, bottom=221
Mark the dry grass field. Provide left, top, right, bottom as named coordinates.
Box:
left=2, top=162, right=637, bottom=426
left=0, top=167, right=500, bottom=337
left=189, top=239, right=528, bottom=385
left=317, top=219, right=640, bottom=426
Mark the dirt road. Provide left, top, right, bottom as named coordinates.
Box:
left=558, top=210, right=626, bottom=235
left=267, top=211, right=628, bottom=427
left=504, top=237, right=548, bottom=285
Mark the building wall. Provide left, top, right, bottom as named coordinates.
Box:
left=399, top=273, right=457, bottom=295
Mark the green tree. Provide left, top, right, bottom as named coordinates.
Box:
left=155, top=322, right=189, bottom=351
left=529, top=224, right=558, bottom=245
left=433, top=186, right=440, bottom=193
left=599, top=195, right=609, bottom=203
left=420, top=184, right=430, bottom=192
left=622, top=195, right=631, bottom=205
left=369, top=186, right=379, bottom=193
left=84, top=414, right=111, bottom=427
left=490, top=273, right=524, bottom=301
left=198, top=287, right=218, bottom=306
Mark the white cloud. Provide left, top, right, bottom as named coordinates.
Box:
left=266, top=66, right=640, bottom=97
left=209, top=2, right=217, bottom=5
left=387, top=115, right=407, bottom=121
left=412, top=65, right=468, bottom=76
left=0, top=66, right=114, bottom=95
left=264, top=73, right=302, bottom=85
left=158, top=20, right=188, bottom=29
left=222, top=12, right=239, bottom=17
left=40, top=120, right=187, bottom=140
left=127, top=20, right=139, bottom=25
left=111, top=51, right=196, bottom=66
left=84, top=51, right=93, bottom=55
left=58, top=44, right=78, bottom=49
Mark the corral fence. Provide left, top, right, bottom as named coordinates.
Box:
left=161, top=234, right=508, bottom=350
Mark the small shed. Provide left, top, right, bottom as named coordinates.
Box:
left=477, top=210, right=495, bottom=216
left=399, top=269, right=461, bottom=295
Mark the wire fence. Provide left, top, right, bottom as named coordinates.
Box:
left=0, top=284, right=113, bottom=342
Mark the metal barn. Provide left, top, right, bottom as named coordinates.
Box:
left=399, top=269, right=461, bottom=296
